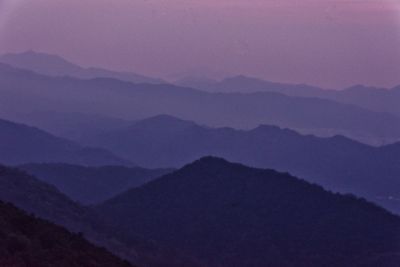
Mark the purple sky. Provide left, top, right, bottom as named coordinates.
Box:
left=0, top=0, right=399, bottom=88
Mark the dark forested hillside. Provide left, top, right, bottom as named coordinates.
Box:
left=0, top=200, right=132, bottom=267
left=0, top=117, right=131, bottom=166
left=0, top=166, right=92, bottom=232
left=20, top=163, right=172, bottom=204
left=83, top=115, right=400, bottom=213
left=0, top=165, right=198, bottom=267
left=98, top=157, right=400, bottom=267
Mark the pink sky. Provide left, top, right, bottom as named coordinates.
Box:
left=0, top=0, right=399, bottom=88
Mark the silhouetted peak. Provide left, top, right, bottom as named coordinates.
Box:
left=191, top=156, right=231, bottom=166
left=178, top=156, right=249, bottom=176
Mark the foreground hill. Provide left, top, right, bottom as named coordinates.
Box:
left=0, top=63, right=399, bottom=143
left=0, top=50, right=163, bottom=84
left=20, top=163, right=172, bottom=204
left=83, top=115, right=400, bottom=213
left=0, top=118, right=131, bottom=166
left=0, top=201, right=132, bottom=267
left=0, top=166, right=197, bottom=267
left=98, top=157, right=400, bottom=267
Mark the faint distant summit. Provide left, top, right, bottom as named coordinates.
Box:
left=1, top=50, right=82, bottom=76
left=0, top=50, right=164, bottom=84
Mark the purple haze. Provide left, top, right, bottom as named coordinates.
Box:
left=1, top=0, right=399, bottom=88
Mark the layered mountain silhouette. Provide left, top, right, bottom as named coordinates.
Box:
left=0, top=165, right=198, bottom=267
left=0, top=165, right=101, bottom=234
left=0, top=51, right=163, bottom=84
left=181, top=75, right=400, bottom=119
left=0, top=63, right=399, bottom=143
left=98, top=157, right=400, bottom=267
left=20, top=163, right=172, bottom=204
left=83, top=115, right=400, bottom=213
left=0, top=200, right=132, bottom=267
left=326, top=85, right=400, bottom=118
left=0, top=117, right=131, bottom=166
left=12, top=111, right=132, bottom=141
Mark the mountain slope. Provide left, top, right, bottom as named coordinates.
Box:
left=0, top=118, right=131, bottom=166
left=83, top=115, right=400, bottom=213
left=0, top=63, right=400, bottom=143
left=0, top=51, right=163, bottom=84
left=0, top=201, right=132, bottom=267
left=12, top=111, right=132, bottom=141
left=98, top=157, right=400, bottom=267
left=326, top=85, right=400, bottom=118
left=20, top=163, right=172, bottom=204
left=0, top=165, right=198, bottom=267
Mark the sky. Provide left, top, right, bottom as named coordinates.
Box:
left=0, top=0, right=399, bottom=88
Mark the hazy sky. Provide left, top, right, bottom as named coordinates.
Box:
left=0, top=0, right=399, bottom=88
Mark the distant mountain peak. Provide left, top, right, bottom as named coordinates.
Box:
left=0, top=50, right=163, bottom=84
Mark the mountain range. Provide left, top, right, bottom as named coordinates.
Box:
left=82, top=114, right=400, bottom=213
left=98, top=157, right=400, bottom=267
left=1, top=50, right=400, bottom=266
left=2, top=154, right=400, bottom=266
left=179, top=75, right=400, bottom=119
left=0, top=117, right=131, bottom=166
left=0, top=53, right=399, bottom=144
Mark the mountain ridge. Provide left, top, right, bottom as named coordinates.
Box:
left=0, top=116, right=132, bottom=166
left=98, top=157, right=400, bottom=267
left=82, top=115, right=400, bottom=213
left=0, top=51, right=163, bottom=85
left=1, top=62, right=400, bottom=144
